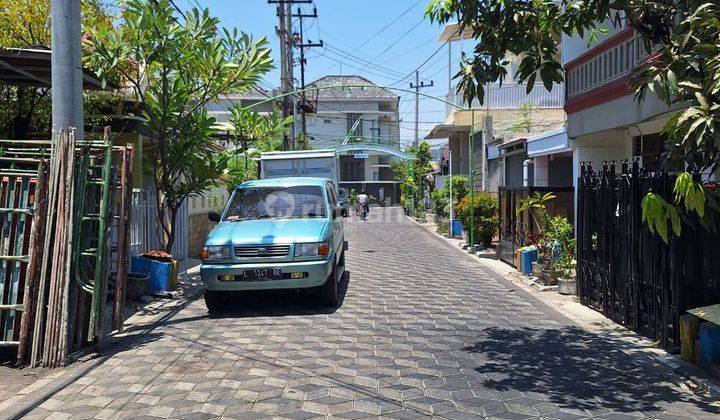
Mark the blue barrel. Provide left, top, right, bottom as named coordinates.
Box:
left=521, top=247, right=538, bottom=275
left=131, top=256, right=172, bottom=293
left=451, top=219, right=463, bottom=238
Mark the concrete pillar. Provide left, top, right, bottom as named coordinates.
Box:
left=51, top=0, right=84, bottom=138
left=534, top=155, right=549, bottom=187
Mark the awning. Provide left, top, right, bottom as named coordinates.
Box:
left=424, top=123, right=471, bottom=140
left=0, top=47, right=106, bottom=90
left=526, top=128, right=570, bottom=158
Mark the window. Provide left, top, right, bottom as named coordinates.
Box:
left=632, top=133, right=666, bottom=172
left=225, top=185, right=327, bottom=220
left=347, top=113, right=363, bottom=137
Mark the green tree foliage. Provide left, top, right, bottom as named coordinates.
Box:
left=224, top=106, right=293, bottom=189
left=412, top=142, right=433, bottom=217
left=0, top=0, right=114, bottom=138
left=431, top=176, right=468, bottom=219
left=85, top=0, right=273, bottom=251
left=511, top=102, right=537, bottom=134
left=426, top=0, right=720, bottom=242
left=455, top=193, right=499, bottom=247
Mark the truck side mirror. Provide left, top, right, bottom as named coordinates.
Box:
left=333, top=206, right=342, bottom=219
left=208, top=211, right=221, bottom=222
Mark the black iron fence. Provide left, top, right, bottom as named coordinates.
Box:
left=497, top=186, right=574, bottom=265
left=577, top=161, right=720, bottom=350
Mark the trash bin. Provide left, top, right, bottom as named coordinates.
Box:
left=125, top=272, right=149, bottom=300
left=131, top=255, right=173, bottom=293
left=451, top=220, right=463, bottom=238
left=520, top=246, right=538, bottom=275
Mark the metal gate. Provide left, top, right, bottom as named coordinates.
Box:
left=577, top=161, right=720, bottom=350
left=130, top=188, right=188, bottom=259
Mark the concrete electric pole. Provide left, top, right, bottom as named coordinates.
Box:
left=292, top=6, right=323, bottom=145
left=269, top=0, right=311, bottom=150
left=410, top=71, right=433, bottom=148
left=51, top=0, right=83, bottom=139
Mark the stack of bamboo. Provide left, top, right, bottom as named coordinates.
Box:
left=31, top=129, right=78, bottom=367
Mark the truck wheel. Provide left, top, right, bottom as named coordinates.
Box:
left=319, top=265, right=339, bottom=307
left=204, top=290, right=226, bottom=313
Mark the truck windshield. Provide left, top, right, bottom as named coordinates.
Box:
left=224, top=185, right=327, bottom=220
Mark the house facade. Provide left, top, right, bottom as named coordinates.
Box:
left=562, top=21, right=677, bottom=198
left=305, top=75, right=403, bottom=204
left=425, top=23, right=570, bottom=193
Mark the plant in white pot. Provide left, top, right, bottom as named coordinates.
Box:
left=556, top=256, right=577, bottom=295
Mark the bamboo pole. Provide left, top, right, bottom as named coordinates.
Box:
left=17, top=161, right=48, bottom=364
left=113, top=145, right=134, bottom=332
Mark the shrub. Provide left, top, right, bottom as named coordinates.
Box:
left=430, top=176, right=469, bottom=220
left=431, top=188, right=450, bottom=219
left=455, top=192, right=499, bottom=246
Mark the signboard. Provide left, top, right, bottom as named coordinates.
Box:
left=353, top=153, right=369, bottom=159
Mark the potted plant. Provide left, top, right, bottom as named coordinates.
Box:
left=556, top=257, right=577, bottom=295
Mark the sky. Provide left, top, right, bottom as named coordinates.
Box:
left=176, top=0, right=458, bottom=148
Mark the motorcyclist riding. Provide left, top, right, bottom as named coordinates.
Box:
left=357, top=190, right=369, bottom=219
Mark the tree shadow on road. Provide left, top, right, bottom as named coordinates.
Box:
left=463, top=326, right=720, bottom=415
left=207, top=271, right=352, bottom=319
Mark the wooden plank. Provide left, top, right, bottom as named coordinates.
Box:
left=18, top=161, right=48, bottom=364
left=4, top=177, right=31, bottom=341
left=688, top=304, right=720, bottom=324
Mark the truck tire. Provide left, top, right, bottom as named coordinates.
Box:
left=204, top=290, right=226, bottom=313
left=319, top=265, right=339, bottom=307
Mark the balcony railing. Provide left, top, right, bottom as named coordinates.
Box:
left=566, top=30, right=647, bottom=100
left=446, top=82, right=565, bottom=115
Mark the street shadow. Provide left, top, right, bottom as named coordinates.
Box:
left=463, top=326, right=720, bottom=415
left=207, top=270, right=351, bottom=319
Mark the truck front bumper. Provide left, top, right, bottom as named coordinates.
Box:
left=200, top=259, right=333, bottom=292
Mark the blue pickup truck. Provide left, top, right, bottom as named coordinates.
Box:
left=200, top=177, right=346, bottom=311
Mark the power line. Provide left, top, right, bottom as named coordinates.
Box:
left=330, top=1, right=422, bottom=68
left=388, top=39, right=450, bottom=87
left=357, top=17, right=426, bottom=73
left=323, top=43, right=406, bottom=78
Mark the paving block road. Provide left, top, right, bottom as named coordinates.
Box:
left=16, top=208, right=720, bottom=419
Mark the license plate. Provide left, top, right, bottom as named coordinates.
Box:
left=243, top=268, right=282, bottom=281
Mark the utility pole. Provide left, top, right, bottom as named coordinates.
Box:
left=410, top=71, right=433, bottom=147
left=269, top=1, right=310, bottom=150
left=292, top=6, right=323, bottom=145
left=51, top=0, right=83, bottom=139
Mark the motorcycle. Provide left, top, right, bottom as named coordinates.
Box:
left=359, top=203, right=368, bottom=220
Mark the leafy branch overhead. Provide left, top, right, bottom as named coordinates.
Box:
left=426, top=0, right=720, bottom=242
left=85, top=0, right=274, bottom=251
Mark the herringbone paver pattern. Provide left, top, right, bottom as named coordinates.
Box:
left=19, top=208, right=720, bottom=419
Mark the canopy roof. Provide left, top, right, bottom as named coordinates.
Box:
left=0, top=47, right=106, bottom=90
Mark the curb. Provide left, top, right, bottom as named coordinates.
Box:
left=408, top=214, right=720, bottom=399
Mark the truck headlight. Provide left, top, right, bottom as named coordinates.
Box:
left=294, top=242, right=329, bottom=257
left=201, top=246, right=231, bottom=260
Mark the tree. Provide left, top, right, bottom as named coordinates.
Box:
left=411, top=142, right=433, bottom=217
left=426, top=0, right=720, bottom=241
left=224, top=106, right=293, bottom=189
left=85, top=0, right=273, bottom=251
left=511, top=101, right=537, bottom=134
left=0, top=0, right=114, bottom=138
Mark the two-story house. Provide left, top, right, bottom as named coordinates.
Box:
left=425, top=23, right=570, bottom=193
left=305, top=75, right=403, bottom=204
left=563, top=20, right=680, bottom=192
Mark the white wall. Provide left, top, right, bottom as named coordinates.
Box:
left=561, top=18, right=627, bottom=65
